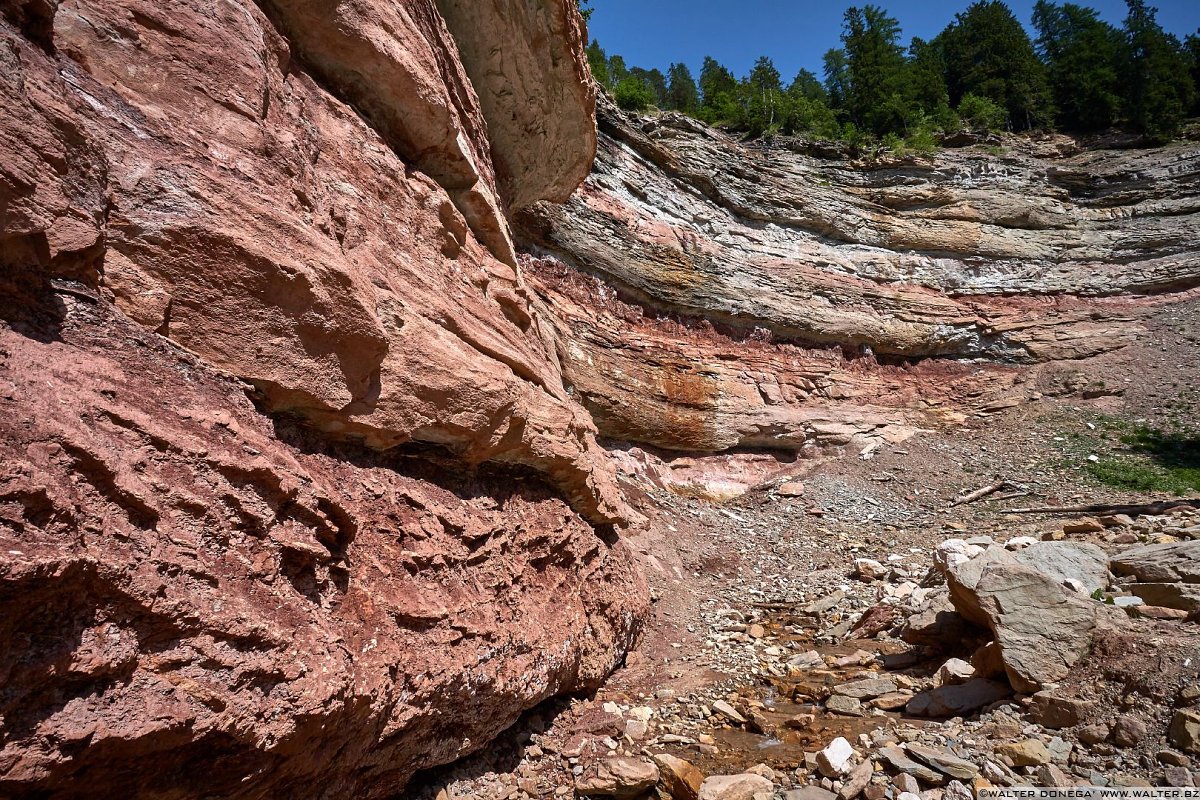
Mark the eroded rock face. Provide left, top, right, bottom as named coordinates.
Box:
left=0, top=0, right=644, bottom=795
left=1, top=0, right=624, bottom=526
left=0, top=296, right=646, bottom=798
left=436, top=0, right=598, bottom=211
left=520, top=102, right=1200, bottom=361
left=515, top=101, right=1200, bottom=454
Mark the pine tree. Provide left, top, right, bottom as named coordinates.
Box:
left=840, top=6, right=909, bottom=135
left=613, top=77, right=656, bottom=112
left=699, top=56, right=739, bottom=122
left=667, top=63, right=700, bottom=114
left=905, top=36, right=955, bottom=128
left=822, top=48, right=851, bottom=111
left=940, top=1, right=1054, bottom=130
left=1122, top=0, right=1195, bottom=140
left=586, top=40, right=610, bottom=88
left=629, top=67, right=669, bottom=108
left=607, top=54, right=629, bottom=89
left=784, top=71, right=839, bottom=137
left=1033, top=1, right=1123, bottom=131
left=1188, top=33, right=1200, bottom=114
left=741, top=56, right=784, bottom=135
left=788, top=69, right=828, bottom=104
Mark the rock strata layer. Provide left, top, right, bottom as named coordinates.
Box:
left=0, top=0, right=645, bottom=796
left=518, top=101, right=1200, bottom=453
left=0, top=292, right=645, bottom=798
left=1, top=0, right=626, bottom=525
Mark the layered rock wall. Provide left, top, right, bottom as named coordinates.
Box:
left=518, top=101, right=1200, bottom=453
left=0, top=0, right=647, bottom=795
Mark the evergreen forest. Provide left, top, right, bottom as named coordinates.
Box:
left=583, top=0, right=1200, bottom=147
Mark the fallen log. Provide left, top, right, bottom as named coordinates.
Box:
left=949, top=480, right=1019, bottom=507
left=1003, top=499, right=1200, bottom=516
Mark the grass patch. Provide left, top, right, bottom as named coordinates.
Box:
left=1085, top=426, right=1200, bottom=495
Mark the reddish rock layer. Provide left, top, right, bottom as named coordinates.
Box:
left=0, top=288, right=645, bottom=798
left=0, top=0, right=626, bottom=526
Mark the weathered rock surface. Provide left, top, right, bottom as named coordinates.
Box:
left=1, top=0, right=626, bottom=527
left=516, top=102, right=1200, bottom=454
left=1113, top=541, right=1200, bottom=584
left=435, top=0, right=597, bottom=211
left=698, top=773, right=776, bottom=800
left=575, top=757, right=660, bottom=798
left=906, top=679, right=1013, bottom=718
left=0, top=0, right=647, bottom=797
left=521, top=102, right=1200, bottom=360
left=944, top=541, right=1109, bottom=627
left=947, top=551, right=1113, bottom=693
left=0, top=303, right=645, bottom=797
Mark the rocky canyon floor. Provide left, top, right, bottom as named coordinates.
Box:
left=410, top=294, right=1200, bottom=799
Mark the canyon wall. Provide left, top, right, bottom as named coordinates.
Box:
left=0, top=0, right=645, bottom=796
left=518, top=101, right=1200, bottom=453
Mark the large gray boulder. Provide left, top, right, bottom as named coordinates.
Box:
left=1112, top=541, right=1200, bottom=584
left=944, top=542, right=1116, bottom=693
left=944, top=542, right=1109, bottom=626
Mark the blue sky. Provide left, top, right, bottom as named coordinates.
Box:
left=586, top=0, right=1200, bottom=83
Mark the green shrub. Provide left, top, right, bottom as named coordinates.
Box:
left=957, top=92, right=1007, bottom=132
left=614, top=77, right=656, bottom=112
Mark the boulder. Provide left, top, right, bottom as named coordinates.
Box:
left=945, top=542, right=1109, bottom=626
left=697, top=773, right=775, bottom=800
left=854, top=559, right=889, bottom=581
left=876, top=746, right=945, bottom=785
left=1123, top=583, right=1200, bottom=612
left=826, top=695, right=866, bottom=717
left=1029, top=692, right=1095, bottom=729
left=905, top=745, right=980, bottom=780
left=834, top=678, right=899, bottom=700
left=712, top=700, right=748, bottom=725
left=1113, top=715, right=1149, bottom=748
left=1112, top=541, right=1200, bottom=584
left=817, top=737, right=856, bottom=778
left=946, top=546, right=1115, bottom=693
left=1170, top=710, right=1200, bottom=755
left=576, top=758, right=660, bottom=798
left=654, top=754, right=704, bottom=800
left=995, top=740, right=1051, bottom=767
left=787, top=788, right=837, bottom=800
left=934, top=658, right=976, bottom=686
left=838, top=758, right=875, bottom=800
left=899, top=596, right=977, bottom=646
left=970, top=641, right=1006, bottom=679
left=905, top=679, right=1012, bottom=718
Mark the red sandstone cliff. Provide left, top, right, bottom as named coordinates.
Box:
left=0, top=0, right=645, bottom=796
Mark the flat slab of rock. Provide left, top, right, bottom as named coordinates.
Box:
left=576, top=757, right=660, bottom=798
left=876, top=746, right=945, bottom=785
left=905, top=744, right=980, bottom=780
left=712, top=700, right=748, bottom=725
left=1122, top=582, right=1200, bottom=611
left=826, top=695, right=866, bottom=717
left=906, top=679, right=1012, bottom=718
left=1113, top=541, right=1200, bottom=584
left=787, top=787, right=837, bottom=800
left=838, top=758, right=875, bottom=800
left=698, top=773, right=775, bottom=800
left=834, top=678, right=898, bottom=699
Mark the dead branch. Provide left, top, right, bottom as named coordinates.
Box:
left=949, top=480, right=1019, bottom=508
left=1003, top=499, right=1200, bottom=516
